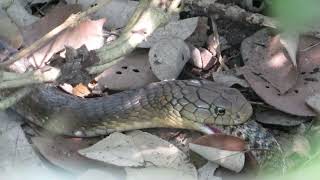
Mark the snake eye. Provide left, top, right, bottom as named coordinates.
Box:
left=215, top=107, right=225, bottom=116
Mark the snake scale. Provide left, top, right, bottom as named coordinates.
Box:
left=14, top=79, right=286, bottom=173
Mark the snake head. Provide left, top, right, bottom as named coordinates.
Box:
left=197, top=81, right=253, bottom=125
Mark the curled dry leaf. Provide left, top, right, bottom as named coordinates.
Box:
left=191, top=134, right=246, bottom=172
left=149, top=38, right=190, bottom=80
left=279, top=31, right=300, bottom=67
left=96, top=49, right=158, bottom=91
left=192, top=134, right=247, bottom=152
left=241, top=29, right=320, bottom=116
left=72, top=83, right=91, bottom=97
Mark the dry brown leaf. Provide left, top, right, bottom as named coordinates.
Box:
left=279, top=32, right=299, bottom=67
left=241, top=29, right=298, bottom=94
left=192, top=134, right=247, bottom=152
left=72, top=83, right=91, bottom=97
left=241, top=29, right=320, bottom=116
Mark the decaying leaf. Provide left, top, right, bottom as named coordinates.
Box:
left=78, top=132, right=144, bottom=167
left=96, top=49, right=158, bottom=91
left=256, top=110, right=307, bottom=126
left=72, top=83, right=91, bottom=97
left=125, top=167, right=197, bottom=180
left=241, top=29, right=320, bottom=116
left=138, top=17, right=199, bottom=48
left=149, top=38, right=190, bottom=80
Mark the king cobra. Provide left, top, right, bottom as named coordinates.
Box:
left=14, top=79, right=286, bottom=173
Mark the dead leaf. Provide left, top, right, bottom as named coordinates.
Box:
left=125, top=167, right=197, bottom=180
left=138, top=17, right=199, bottom=48
left=189, top=143, right=245, bottom=172
left=149, top=38, right=190, bottom=80
left=78, top=132, right=145, bottom=167
left=256, top=110, right=307, bottom=126
left=241, top=29, right=298, bottom=94
left=241, top=29, right=320, bottom=116
left=192, top=134, right=247, bottom=152
left=96, top=49, right=158, bottom=91
left=72, top=83, right=91, bottom=97
left=0, top=9, right=23, bottom=48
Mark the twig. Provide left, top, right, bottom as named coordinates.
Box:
left=0, top=0, right=112, bottom=68
left=186, top=1, right=279, bottom=28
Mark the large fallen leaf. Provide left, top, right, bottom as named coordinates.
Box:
left=0, top=9, right=23, bottom=48
left=241, top=29, right=320, bottom=116
left=125, top=167, right=197, bottom=180
left=79, top=132, right=144, bottom=167
left=138, top=17, right=199, bottom=48
left=149, top=38, right=190, bottom=80
left=256, top=110, right=307, bottom=126
left=96, top=49, right=158, bottom=91
left=241, top=29, right=298, bottom=94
